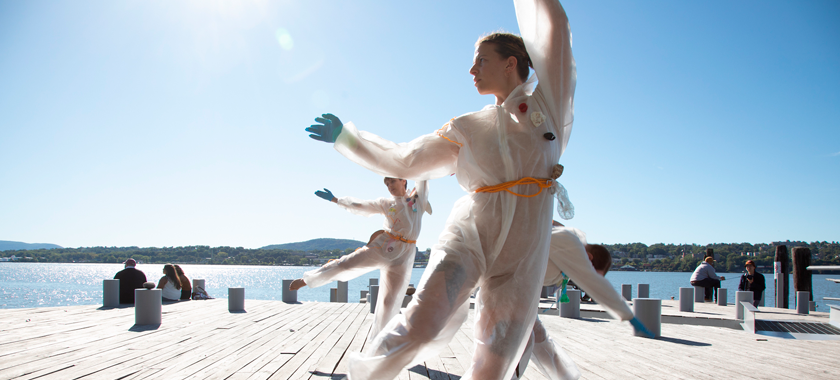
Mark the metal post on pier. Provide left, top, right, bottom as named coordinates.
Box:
left=638, top=284, right=649, bottom=299
left=679, top=287, right=694, bottom=312
left=337, top=281, right=348, bottom=303
left=736, top=291, right=753, bottom=320
left=792, top=247, right=813, bottom=311
left=369, top=285, right=379, bottom=314
left=135, top=286, right=161, bottom=325
left=560, top=289, right=581, bottom=319
left=622, top=284, right=632, bottom=301
left=633, top=298, right=661, bottom=338
left=717, top=288, right=727, bottom=306
left=282, top=279, right=297, bottom=303
left=796, top=291, right=810, bottom=314
left=103, top=279, right=119, bottom=307
left=228, top=287, right=245, bottom=312
left=775, top=245, right=789, bottom=309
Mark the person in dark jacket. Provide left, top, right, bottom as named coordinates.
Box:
left=114, top=258, right=147, bottom=304
left=738, top=260, right=766, bottom=307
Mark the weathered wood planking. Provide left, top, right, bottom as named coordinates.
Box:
left=2, top=299, right=839, bottom=379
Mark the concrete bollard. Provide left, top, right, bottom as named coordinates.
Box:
left=228, top=288, right=245, bottom=311
left=717, top=288, right=727, bottom=306
left=559, top=289, right=581, bottom=319
left=369, top=285, right=379, bottom=314
left=369, top=278, right=378, bottom=287
left=135, top=288, right=162, bottom=325
left=360, top=290, right=368, bottom=303
left=337, top=281, right=348, bottom=303
left=622, top=284, right=632, bottom=301
left=282, top=279, right=297, bottom=303
left=103, top=279, right=120, bottom=307
left=637, top=284, right=650, bottom=299
left=810, top=301, right=816, bottom=312
left=736, top=291, right=753, bottom=320
left=192, top=279, right=205, bottom=292
left=694, top=286, right=705, bottom=303
left=632, top=298, right=661, bottom=338
left=679, top=287, right=694, bottom=312
left=796, top=291, right=810, bottom=314
left=330, top=288, right=337, bottom=302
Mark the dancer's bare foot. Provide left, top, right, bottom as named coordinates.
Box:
left=289, top=278, right=306, bottom=291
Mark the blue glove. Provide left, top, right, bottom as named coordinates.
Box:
left=306, top=113, right=343, bottom=143
left=630, top=316, right=655, bottom=338
left=315, top=188, right=335, bottom=202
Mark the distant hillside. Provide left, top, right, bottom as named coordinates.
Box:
left=0, top=240, right=63, bottom=252
left=262, top=238, right=365, bottom=251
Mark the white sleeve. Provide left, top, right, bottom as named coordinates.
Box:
left=514, top=0, right=576, bottom=154
left=334, top=121, right=461, bottom=181
left=547, top=227, right=634, bottom=321
left=335, top=197, right=388, bottom=217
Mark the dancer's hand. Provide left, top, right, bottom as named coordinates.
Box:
left=306, top=113, right=343, bottom=143
left=630, top=316, right=655, bottom=338
left=315, top=188, right=336, bottom=202
left=289, top=279, right=306, bottom=291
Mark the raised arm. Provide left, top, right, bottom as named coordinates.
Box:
left=306, top=113, right=460, bottom=181
left=514, top=0, right=576, bottom=154
left=335, top=196, right=389, bottom=217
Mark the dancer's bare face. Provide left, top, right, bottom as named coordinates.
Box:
left=384, top=178, right=407, bottom=197
left=470, top=43, right=511, bottom=97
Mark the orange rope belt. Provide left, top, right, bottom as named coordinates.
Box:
left=435, top=118, right=462, bottom=147
left=475, top=177, right=554, bottom=198
left=384, top=230, right=417, bottom=244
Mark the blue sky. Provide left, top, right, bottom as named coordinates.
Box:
left=1, top=0, right=838, bottom=250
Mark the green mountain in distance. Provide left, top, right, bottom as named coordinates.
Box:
left=262, top=238, right=365, bottom=251
left=0, top=240, right=63, bottom=252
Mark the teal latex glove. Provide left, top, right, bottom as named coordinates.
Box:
left=306, top=113, right=343, bottom=143
left=630, top=317, right=655, bottom=338
left=559, top=275, right=570, bottom=303
left=315, top=188, right=335, bottom=202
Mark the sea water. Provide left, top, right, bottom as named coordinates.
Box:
left=2, top=262, right=838, bottom=311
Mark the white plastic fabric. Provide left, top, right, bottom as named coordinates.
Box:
left=302, top=181, right=429, bottom=341
left=543, top=226, right=633, bottom=321
left=517, top=226, right=632, bottom=380
left=335, top=1, right=576, bottom=378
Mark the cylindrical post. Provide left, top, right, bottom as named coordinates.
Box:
left=135, top=288, right=162, bottom=325
left=679, top=287, right=694, bottom=312
left=369, top=285, right=379, bottom=314
left=796, top=291, right=810, bottom=314
left=228, top=288, right=245, bottom=311
left=792, top=247, right=813, bottom=305
left=541, top=286, right=549, bottom=298
left=694, top=286, right=705, bottom=303
left=622, top=284, right=632, bottom=301
left=559, top=289, right=581, bottom=319
left=330, top=288, right=337, bottom=302
left=705, top=248, right=714, bottom=259
left=337, top=281, right=348, bottom=303
left=360, top=290, right=368, bottom=303
left=717, top=288, right=727, bottom=306
left=103, top=279, right=120, bottom=307
left=736, top=291, right=753, bottom=320
left=369, top=278, right=378, bottom=287
left=282, top=279, right=297, bottom=303
left=775, top=245, right=789, bottom=309
left=637, top=284, right=650, bottom=299
left=192, top=279, right=205, bottom=293
left=633, top=298, right=661, bottom=338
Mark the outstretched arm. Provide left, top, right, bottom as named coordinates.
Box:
left=305, top=113, right=461, bottom=181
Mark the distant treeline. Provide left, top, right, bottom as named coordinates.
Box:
left=600, top=241, right=840, bottom=272
left=3, top=241, right=839, bottom=272
left=0, top=246, right=364, bottom=266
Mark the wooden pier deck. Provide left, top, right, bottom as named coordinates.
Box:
left=1, top=299, right=838, bottom=379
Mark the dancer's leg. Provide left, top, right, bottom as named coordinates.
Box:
left=302, top=243, right=385, bottom=289
left=369, top=253, right=415, bottom=341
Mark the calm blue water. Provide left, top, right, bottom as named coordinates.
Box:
left=2, top=263, right=839, bottom=311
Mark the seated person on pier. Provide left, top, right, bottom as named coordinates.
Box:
left=174, top=264, right=192, bottom=301
left=114, top=258, right=147, bottom=304
left=690, top=256, right=725, bottom=302
left=157, top=264, right=183, bottom=302
left=288, top=178, right=430, bottom=341
left=738, top=260, right=765, bottom=307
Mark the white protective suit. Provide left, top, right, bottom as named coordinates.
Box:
left=301, top=181, right=429, bottom=342
left=518, top=226, right=634, bottom=380
left=332, top=1, right=576, bottom=378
